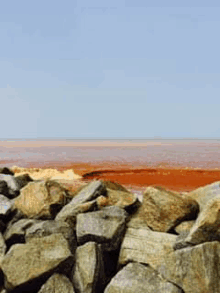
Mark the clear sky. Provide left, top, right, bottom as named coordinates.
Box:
left=1, top=0, right=220, bottom=139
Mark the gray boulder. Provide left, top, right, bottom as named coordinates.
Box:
left=0, top=175, right=20, bottom=198
left=38, top=273, right=75, bottom=293
left=1, top=234, right=73, bottom=292
left=76, top=206, right=128, bottom=251
left=157, top=241, right=220, bottom=293
left=104, top=262, right=183, bottom=293
left=118, top=227, right=177, bottom=269
left=0, top=194, right=13, bottom=218
left=72, top=242, right=105, bottom=293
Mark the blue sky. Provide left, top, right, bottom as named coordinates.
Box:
left=1, top=0, right=220, bottom=139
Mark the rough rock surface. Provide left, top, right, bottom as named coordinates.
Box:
left=14, top=180, right=68, bottom=219
left=76, top=206, right=128, bottom=251
left=104, top=262, right=183, bottom=293
left=1, top=233, right=73, bottom=292
left=127, top=186, right=198, bottom=231
left=175, top=220, right=195, bottom=235
left=0, top=174, right=20, bottom=198
left=72, top=242, right=105, bottom=293
left=0, top=194, right=13, bottom=218
left=38, top=273, right=75, bottom=293
left=118, top=227, right=177, bottom=269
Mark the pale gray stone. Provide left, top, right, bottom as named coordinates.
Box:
left=38, top=273, right=75, bottom=293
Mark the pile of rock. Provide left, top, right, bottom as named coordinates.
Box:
left=0, top=166, right=219, bottom=292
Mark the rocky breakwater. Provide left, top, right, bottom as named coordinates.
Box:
left=0, top=167, right=219, bottom=292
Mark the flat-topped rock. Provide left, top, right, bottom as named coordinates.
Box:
left=118, top=227, right=177, bottom=269
left=76, top=206, right=128, bottom=251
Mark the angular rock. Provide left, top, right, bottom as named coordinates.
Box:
left=0, top=194, right=13, bottom=218
left=15, top=173, right=33, bottom=190
left=38, top=273, right=75, bottom=293
left=118, top=227, right=177, bottom=269
left=157, top=241, right=220, bottom=293
left=25, top=220, right=76, bottom=253
left=55, top=198, right=98, bottom=227
left=127, top=186, right=198, bottom=232
left=0, top=167, right=14, bottom=175
left=1, top=234, right=73, bottom=292
left=3, top=219, right=40, bottom=249
left=76, top=206, right=128, bottom=251
left=14, top=180, right=68, bottom=219
left=0, top=175, right=20, bottom=198
left=72, top=242, right=105, bottom=293
left=104, top=262, right=183, bottom=293
left=105, top=188, right=140, bottom=213
left=184, top=195, right=220, bottom=246
left=175, top=220, right=195, bottom=235
left=0, top=233, right=6, bottom=261
left=0, top=181, right=9, bottom=198
left=101, top=180, right=129, bottom=193
left=188, top=181, right=220, bottom=210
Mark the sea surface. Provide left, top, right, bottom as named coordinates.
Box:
left=0, top=139, right=220, bottom=169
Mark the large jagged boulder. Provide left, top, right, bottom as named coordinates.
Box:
left=188, top=181, right=220, bottom=210
left=72, top=242, right=105, bottom=293
left=14, top=180, right=69, bottom=219
left=1, top=234, right=74, bottom=292
left=127, top=186, right=199, bottom=231
left=104, top=262, right=183, bottom=293
left=38, top=273, right=75, bottom=293
left=76, top=206, right=128, bottom=251
left=118, top=227, right=177, bottom=269
left=157, top=241, right=220, bottom=293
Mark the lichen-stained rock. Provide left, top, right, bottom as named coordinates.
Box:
left=127, top=186, right=198, bottom=232
left=72, top=242, right=105, bottom=293
left=14, top=180, right=68, bottom=219
left=104, top=188, right=140, bottom=213
left=157, top=241, right=220, bottom=293
left=184, top=195, right=220, bottom=246
left=1, top=234, right=74, bottom=292
left=104, top=262, right=183, bottom=293
left=3, top=218, right=39, bottom=249
left=38, top=273, right=75, bottom=293
left=0, top=175, right=20, bottom=199
left=0, top=194, right=13, bottom=218
left=175, top=220, right=195, bottom=235
left=76, top=206, right=128, bottom=251
left=188, top=181, right=220, bottom=210
left=118, top=227, right=177, bottom=269
left=25, top=220, right=77, bottom=253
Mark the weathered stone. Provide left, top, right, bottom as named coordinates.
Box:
left=157, top=241, right=220, bottom=293
left=1, top=234, right=73, bottom=292
left=184, top=195, right=220, bottom=246
left=55, top=199, right=98, bottom=227
left=127, top=186, right=198, bottom=232
left=101, top=180, right=129, bottom=193
left=76, top=206, right=128, bottom=251
left=188, top=181, right=220, bottom=210
left=0, top=194, right=13, bottom=218
left=118, top=227, right=177, bottom=269
left=0, top=175, right=20, bottom=199
left=3, top=219, right=40, bottom=249
left=14, top=180, right=68, bottom=219
left=175, top=220, right=195, bottom=235
left=25, top=220, right=76, bottom=253
left=0, top=233, right=6, bottom=261
left=15, top=173, right=33, bottom=190
left=105, top=188, right=140, bottom=213
left=104, top=262, right=183, bottom=293
left=38, top=273, right=75, bottom=293
left=72, top=242, right=105, bottom=293
left=0, top=181, right=9, bottom=198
